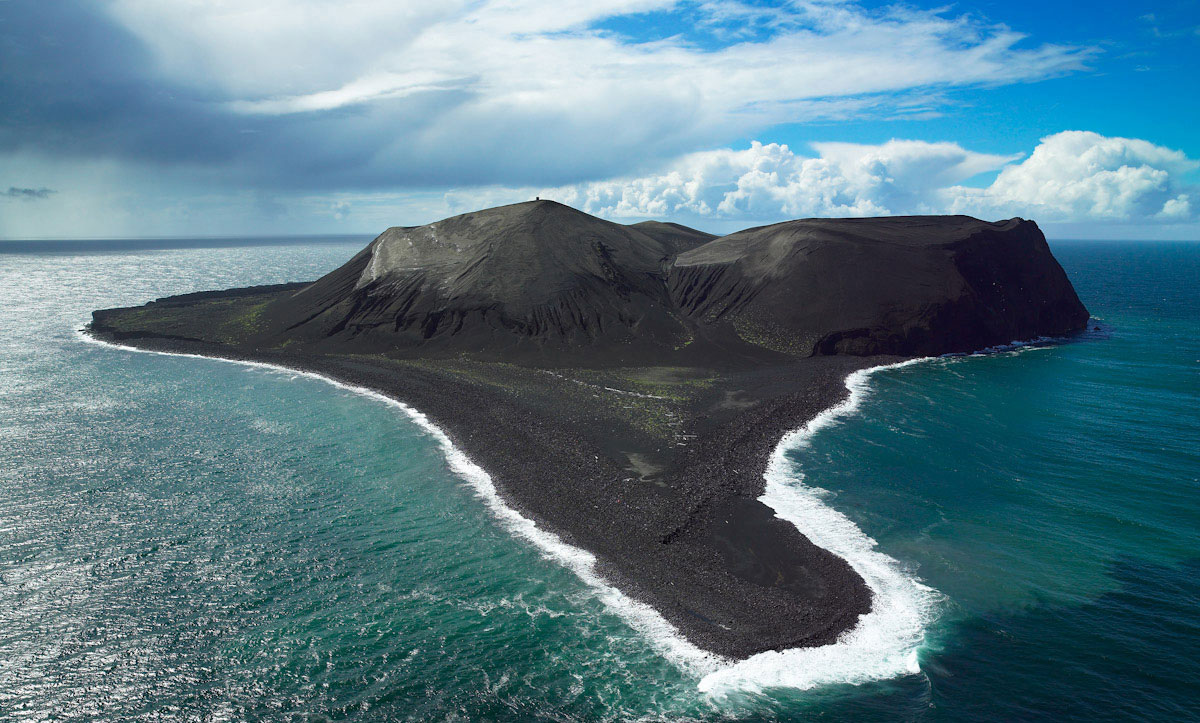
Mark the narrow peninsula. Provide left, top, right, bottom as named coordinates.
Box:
left=88, top=201, right=1089, bottom=659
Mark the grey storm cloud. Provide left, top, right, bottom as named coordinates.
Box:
left=4, top=186, right=55, bottom=200
left=0, top=2, right=476, bottom=189
left=0, top=1, right=1092, bottom=194
left=0, top=1, right=698, bottom=190
left=1, top=3, right=229, bottom=161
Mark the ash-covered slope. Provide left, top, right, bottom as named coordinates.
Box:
left=260, top=200, right=709, bottom=360
left=628, top=220, right=718, bottom=254
left=670, top=215, right=1090, bottom=357
left=253, top=205, right=1087, bottom=363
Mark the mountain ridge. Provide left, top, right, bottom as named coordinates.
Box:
left=250, top=201, right=1088, bottom=364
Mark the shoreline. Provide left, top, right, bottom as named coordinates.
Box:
left=76, top=329, right=725, bottom=676
left=77, top=328, right=938, bottom=692
left=704, top=360, right=940, bottom=692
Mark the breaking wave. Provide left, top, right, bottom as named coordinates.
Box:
left=699, top=360, right=941, bottom=696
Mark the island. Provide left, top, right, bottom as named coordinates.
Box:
left=88, top=200, right=1090, bottom=659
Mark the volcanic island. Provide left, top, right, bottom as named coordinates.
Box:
left=88, top=200, right=1089, bottom=659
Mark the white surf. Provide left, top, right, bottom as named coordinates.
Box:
left=699, top=359, right=941, bottom=696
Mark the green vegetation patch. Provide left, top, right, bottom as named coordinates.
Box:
left=216, top=299, right=273, bottom=343
left=731, top=314, right=811, bottom=356
left=96, top=294, right=280, bottom=346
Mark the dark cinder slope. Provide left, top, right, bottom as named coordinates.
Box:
left=628, top=220, right=719, bottom=255
left=263, top=207, right=1087, bottom=363
left=669, top=215, right=1089, bottom=357
left=259, top=201, right=712, bottom=362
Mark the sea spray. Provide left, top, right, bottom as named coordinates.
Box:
left=699, top=359, right=942, bottom=695
left=79, top=332, right=940, bottom=695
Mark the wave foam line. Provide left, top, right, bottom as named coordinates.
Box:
left=699, top=358, right=942, bottom=696
left=76, top=331, right=723, bottom=677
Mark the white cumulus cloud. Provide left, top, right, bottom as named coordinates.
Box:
left=944, top=131, right=1199, bottom=221
left=547, top=132, right=1197, bottom=226
left=550, top=139, right=1020, bottom=219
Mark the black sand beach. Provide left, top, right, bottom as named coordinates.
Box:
left=86, top=322, right=892, bottom=658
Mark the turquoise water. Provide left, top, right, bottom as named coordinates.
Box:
left=1, top=239, right=1196, bottom=720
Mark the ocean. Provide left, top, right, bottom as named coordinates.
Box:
left=0, top=238, right=1196, bottom=721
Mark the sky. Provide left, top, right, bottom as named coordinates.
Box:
left=1, top=0, right=1198, bottom=240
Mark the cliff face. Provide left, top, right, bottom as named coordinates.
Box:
left=669, top=216, right=1090, bottom=357
left=251, top=204, right=1087, bottom=362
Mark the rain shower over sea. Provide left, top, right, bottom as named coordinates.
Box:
left=1, top=237, right=1196, bottom=721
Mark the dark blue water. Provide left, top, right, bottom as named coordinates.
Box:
left=1, top=238, right=1196, bottom=720
left=782, top=241, right=1200, bottom=720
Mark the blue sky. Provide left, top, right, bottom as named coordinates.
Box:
left=1, top=0, right=1197, bottom=239
left=759, top=1, right=1199, bottom=160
